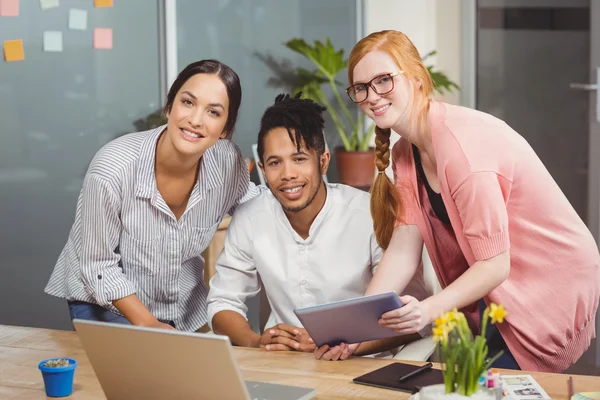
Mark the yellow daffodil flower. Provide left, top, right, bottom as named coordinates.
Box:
left=435, top=312, right=450, bottom=328
left=447, top=308, right=459, bottom=322
left=432, top=326, right=449, bottom=344
left=489, top=303, right=506, bottom=324
left=431, top=303, right=506, bottom=396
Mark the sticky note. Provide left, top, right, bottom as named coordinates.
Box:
left=94, top=0, right=112, bottom=7
left=0, top=0, right=19, bottom=16
left=40, top=0, right=59, bottom=9
left=43, top=31, right=63, bottom=52
left=94, top=28, right=112, bottom=50
left=68, top=8, right=87, bottom=30
left=4, top=40, right=24, bottom=62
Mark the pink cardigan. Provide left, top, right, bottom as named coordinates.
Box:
left=393, top=101, right=600, bottom=372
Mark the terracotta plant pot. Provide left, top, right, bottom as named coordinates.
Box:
left=334, top=147, right=376, bottom=189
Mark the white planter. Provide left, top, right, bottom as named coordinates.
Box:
left=412, top=384, right=495, bottom=400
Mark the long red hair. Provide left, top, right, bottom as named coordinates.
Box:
left=348, top=30, right=433, bottom=249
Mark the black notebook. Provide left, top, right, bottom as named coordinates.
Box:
left=353, top=362, right=444, bottom=394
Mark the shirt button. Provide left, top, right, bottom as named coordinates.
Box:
left=97, top=275, right=102, bottom=280
left=301, top=279, right=307, bottom=285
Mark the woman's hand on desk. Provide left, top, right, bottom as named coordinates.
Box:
left=113, top=294, right=175, bottom=330
left=314, top=343, right=359, bottom=361
left=378, top=295, right=431, bottom=335
left=143, top=320, right=176, bottom=330
left=259, top=324, right=316, bottom=352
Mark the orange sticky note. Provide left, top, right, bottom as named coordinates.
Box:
left=0, top=0, right=19, bottom=16
left=94, top=0, right=112, bottom=7
left=94, top=28, right=112, bottom=50
left=4, top=40, right=24, bottom=62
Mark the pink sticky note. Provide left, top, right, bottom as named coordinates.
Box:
left=94, top=28, right=112, bottom=50
left=0, top=0, right=19, bottom=16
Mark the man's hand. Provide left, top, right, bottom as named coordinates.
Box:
left=314, top=342, right=359, bottom=361
left=259, top=324, right=316, bottom=352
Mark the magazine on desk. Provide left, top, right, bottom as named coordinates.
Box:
left=501, top=375, right=551, bottom=400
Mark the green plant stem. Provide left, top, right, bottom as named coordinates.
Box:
left=313, top=88, right=352, bottom=150
left=481, top=308, right=490, bottom=338
left=328, top=76, right=356, bottom=132
left=358, top=122, right=375, bottom=151
left=300, top=50, right=357, bottom=141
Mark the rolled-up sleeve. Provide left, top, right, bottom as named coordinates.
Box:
left=207, top=211, right=261, bottom=329
left=80, top=173, right=137, bottom=306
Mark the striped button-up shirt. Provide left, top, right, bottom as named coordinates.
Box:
left=45, top=126, right=259, bottom=331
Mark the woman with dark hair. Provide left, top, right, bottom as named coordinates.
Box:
left=45, top=60, right=258, bottom=332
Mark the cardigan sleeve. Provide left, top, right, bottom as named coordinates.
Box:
left=450, top=171, right=511, bottom=261
left=392, top=139, right=419, bottom=227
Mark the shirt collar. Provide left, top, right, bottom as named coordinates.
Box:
left=135, top=126, right=165, bottom=199
left=135, top=126, right=225, bottom=200
left=199, top=140, right=225, bottom=194
left=273, top=183, right=333, bottom=244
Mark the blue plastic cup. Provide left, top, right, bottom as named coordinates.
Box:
left=38, top=358, right=77, bottom=397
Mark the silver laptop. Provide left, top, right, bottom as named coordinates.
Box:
left=73, top=319, right=316, bottom=400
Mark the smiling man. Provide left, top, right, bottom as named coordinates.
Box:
left=206, top=94, right=422, bottom=358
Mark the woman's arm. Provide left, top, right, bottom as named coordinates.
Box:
left=423, top=251, right=509, bottom=320
left=381, top=172, right=512, bottom=333
left=424, top=171, right=511, bottom=317
left=113, top=295, right=174, bottom=329
left=380, top=251, right=510, bottom=334
left=79, top=174, right=166, bottom=327
left=314, top=224, right=424, bottom=361
left=366, top=224, right=425, bottom=296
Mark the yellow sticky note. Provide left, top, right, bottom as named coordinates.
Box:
left=0, top=0, right=19, bottom=16
left=4, top=39, right=24, bottom=62
left=94, top=28, right=112, bottom=50
left=94, top=0, right=112, bottom=7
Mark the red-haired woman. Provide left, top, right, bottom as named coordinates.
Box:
left=315, top=30, right=599, bottom=373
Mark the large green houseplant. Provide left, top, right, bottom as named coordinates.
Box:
left=284, top=38, right=459, bottom=187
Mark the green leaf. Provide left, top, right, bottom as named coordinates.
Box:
left=427, top=66, right=460, bottom=95
left=422, top=50, right=437, bottom=62
left=284, top=38, right=347, bottom=79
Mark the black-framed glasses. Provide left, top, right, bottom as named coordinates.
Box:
left=346, top=71, right=404, bottom=103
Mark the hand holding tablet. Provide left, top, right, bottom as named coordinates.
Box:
left=293, top=292, right=404, bottom=348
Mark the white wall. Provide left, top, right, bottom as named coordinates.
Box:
left=363, top=0, right=464, bottom=177
left=363, top=0, right=463, bottom=104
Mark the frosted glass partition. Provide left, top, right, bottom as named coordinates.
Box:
left=0, top=0, right=161, bottom=329
left=176, top=0, right=359, bottom=182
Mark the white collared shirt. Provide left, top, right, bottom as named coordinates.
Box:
left=207, top=183, right=383, bottom=329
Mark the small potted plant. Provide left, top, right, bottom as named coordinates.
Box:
left=38, top=357, right=78, bottom=397
left=419, top=303, right=507, bottom=400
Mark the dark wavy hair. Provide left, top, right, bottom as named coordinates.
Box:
left=164, top=59, right=242, bottom=139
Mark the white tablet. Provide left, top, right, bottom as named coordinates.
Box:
left=293, top=292, right=403, bottom=347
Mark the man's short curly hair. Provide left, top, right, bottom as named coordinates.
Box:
left=257, top=93, right=327, bottom=163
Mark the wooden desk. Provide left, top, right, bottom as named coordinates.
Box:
left=1, top=325, right=599, bottom=399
